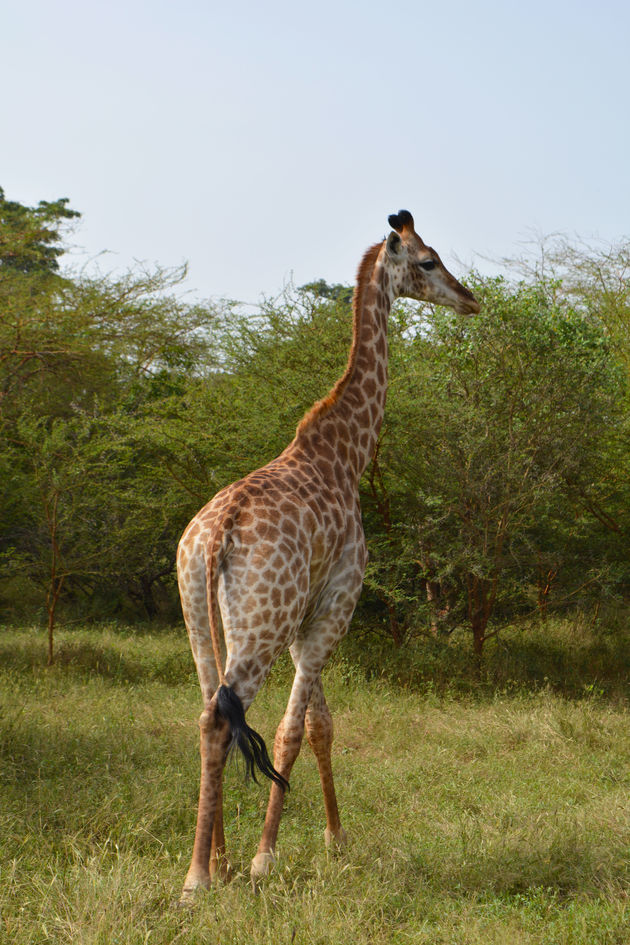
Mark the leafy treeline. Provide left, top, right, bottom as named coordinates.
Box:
left=1, top=189, right=629, bottom=662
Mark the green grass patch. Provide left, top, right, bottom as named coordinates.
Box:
left=335, top=609, right=630, bottom=700
left=1, top=623, right=629, bottom=943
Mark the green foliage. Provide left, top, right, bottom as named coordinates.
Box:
left=0, top=192, right=221, bottom=644
left=335, top=608, right=630, bottom=700
left=2, top=188, right=630, bottom=664
left=364, top=276, right=629, bottom=650
left=300, top=277, right=354, bottom=305
left=504, top=233, right=630, bottom=373
left=0, top=185, right=79, bottom=275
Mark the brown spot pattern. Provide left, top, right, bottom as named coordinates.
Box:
left=177, top=210, right=479, bottom=896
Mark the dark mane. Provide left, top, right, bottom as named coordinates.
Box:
left=296, top=241, right=383, bottom=435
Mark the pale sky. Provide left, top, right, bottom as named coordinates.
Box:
left=3, top=0, right=629, bottom=303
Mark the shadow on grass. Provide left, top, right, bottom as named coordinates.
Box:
left=409, top=828, right=630, bottom=899
left=0, top=710, right=196, bottom=861
left=337, top=610, right=630, bottom=701
left=0, top=626, right=196, bottom=686
left=2, top=611, right=629, bottom=700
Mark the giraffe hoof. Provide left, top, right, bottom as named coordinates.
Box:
left=178, top=872, right=210, bottom=906
left=177, top=886, right=204, bottom=908
left=176, top=892, right=196, bottom=910
left=324, top=826, right=347, bottom=851
left=250, top=850, right=276, bottom=889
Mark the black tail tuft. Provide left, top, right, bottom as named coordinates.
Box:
left=216, top=685, right=289, bottom=792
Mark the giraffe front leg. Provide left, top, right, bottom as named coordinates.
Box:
left=250, top=676, right=310, bottom=886
left=305, top=677, right=347, bottom=850
left=180, top=700, right=231, bottom=903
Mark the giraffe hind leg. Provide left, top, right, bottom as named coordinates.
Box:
left=180, top=697, right=231, bottom=902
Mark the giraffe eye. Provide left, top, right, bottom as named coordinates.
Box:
left=420, top=260, right=436, bottom=271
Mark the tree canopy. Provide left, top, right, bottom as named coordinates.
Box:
left=1, top=188, right=629, bottom=662
left=0, top=187, right=79, bottom=275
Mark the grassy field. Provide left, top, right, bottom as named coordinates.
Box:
left=1, top=623, right=629, bottom=944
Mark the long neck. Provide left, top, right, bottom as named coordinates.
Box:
left=295, top=242, right=393, bottom=480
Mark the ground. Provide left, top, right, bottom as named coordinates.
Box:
left=1, top=624, right=628, bottom=944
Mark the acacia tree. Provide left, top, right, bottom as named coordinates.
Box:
left=374, top=276, right=625, bottom=655
left=0, top=188, right=225, bottom=637
left=504, top=234, right=630, bottom=373
left=0, top=186, right=79, bottom=274
left=12, top=416, right=106, bottom=663
left=0, top=188, right=81, bottom=419
left=502, top=236, right=630, bottom=597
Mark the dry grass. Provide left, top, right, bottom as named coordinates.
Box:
left=1, top=623, right=629, bottom=944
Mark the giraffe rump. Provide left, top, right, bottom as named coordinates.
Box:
left=217, top=685, right=290, bottom=792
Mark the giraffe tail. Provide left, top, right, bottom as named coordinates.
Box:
left=216, top=685, right=290, bottom=792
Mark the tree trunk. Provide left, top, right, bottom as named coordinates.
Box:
left=471, top=612, right=486, bottom=658
left=45, top=489, right=63, bottom=666
left=384, top=597, right=403, bottom=647
left=46, top=577, right=64, bottom=666
left=536, top=559, right=558, bottom=621
left=140, top=575, right=159, bottom=619
left=466, top=573, right=492, bottom=662
left=426, top=578, right=451, bottom=637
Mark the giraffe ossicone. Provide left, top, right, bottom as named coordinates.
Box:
left=177, top=211, right=479, bottom=900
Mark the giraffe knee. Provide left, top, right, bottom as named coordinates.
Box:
left=305, top=704, right=334, bottom=753
left=198, top=703, right=230, bottom=747
left=273, top=716, right=304, bottom=768
left=277, top=710, right=305, bottom=742
left=199, top=708, right=214, bottom=732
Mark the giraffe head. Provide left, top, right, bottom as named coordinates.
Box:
left=385, top=210, right=480, bottom=315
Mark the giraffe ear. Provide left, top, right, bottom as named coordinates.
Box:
left=386, top=230, right=406, bottom=262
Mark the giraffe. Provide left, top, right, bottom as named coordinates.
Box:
left=176, top=210, right=480, bottom=900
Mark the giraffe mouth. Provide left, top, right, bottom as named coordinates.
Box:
left=453, top=287, right=481, bottom=315
left=457, top=297, right=481, bottom=315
